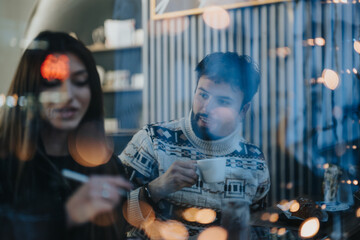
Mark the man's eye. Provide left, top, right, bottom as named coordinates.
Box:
left=199, top=92, right=208, bottom=99
left=218, top=99, right=231, bottom=106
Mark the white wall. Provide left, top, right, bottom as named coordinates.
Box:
left=0, top=0, right=38, bottom=94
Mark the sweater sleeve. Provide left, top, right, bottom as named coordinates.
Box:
left=252, top=156, right=271, bottom=203
left=118, top=127, right=159, bottom=226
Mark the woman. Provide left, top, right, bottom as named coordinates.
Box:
left=0, top=31, right=132, bottom=239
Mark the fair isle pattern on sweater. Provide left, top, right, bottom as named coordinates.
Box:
left=120, top=114, right=270, bottom=212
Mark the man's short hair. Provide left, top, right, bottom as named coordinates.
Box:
left=195, top=52, right=260, bottom=106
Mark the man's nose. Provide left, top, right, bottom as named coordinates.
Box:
left=203, top=97, right=215, bottom=112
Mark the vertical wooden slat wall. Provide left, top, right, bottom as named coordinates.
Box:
left=142, top=1, right=360, bottom=205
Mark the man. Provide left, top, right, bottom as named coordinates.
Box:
left=120, top=52, right=270, bottom=238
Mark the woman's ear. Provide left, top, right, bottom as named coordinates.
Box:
left=239, top=102, right=251, bottom=120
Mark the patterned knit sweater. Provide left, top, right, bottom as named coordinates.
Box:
left=119, top=113, right=270, bottom=237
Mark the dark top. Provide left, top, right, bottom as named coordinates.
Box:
left=0, top=147, right=128, bottom=240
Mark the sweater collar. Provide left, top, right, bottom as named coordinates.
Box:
left=182, top=111, right=243, bottom=155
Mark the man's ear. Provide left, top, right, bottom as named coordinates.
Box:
left=239, top=102, right=250, bottom=120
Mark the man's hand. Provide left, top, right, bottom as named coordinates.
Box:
left=65, top=176, right=132, bottom=227
left=148, top=160, right=198, bottom=202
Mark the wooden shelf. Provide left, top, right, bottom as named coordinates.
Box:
left=102, top=87, right=143, bottom=93
left=87, top=43, right=142, bottom=52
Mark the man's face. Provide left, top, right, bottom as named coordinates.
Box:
left=192, top=76, right=247, bottom=140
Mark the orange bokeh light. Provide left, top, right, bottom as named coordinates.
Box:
left=299, top=217, right=320, bottom=239
left=261, top=212, right=271, bottom=221
left=195, top=208, right=217, bottom=224
left=278, top=228, right=287, bottom=236
left=202, top=6, right=230, bottom=30
left=269, top=213, right=279, bottom=223
left=198, top=226, right=227, bottom=240
left=159, top=220, right=188, bottom=240
left=69, top=122, right=113, bottom=167
left=322, top=69, right=340, bottom=90
left=356, top=208, right=360, bottom=218
left=122, top=200, right=155, bottom=229
left=289, top=201, right=300, bottom=213
left=144, top=220, right=164, bottom=240
left=182, top=207, right=199, bottom=222
left=354, top=40, right=360, bottom=54
left=41, top=54, right=70, bottom=81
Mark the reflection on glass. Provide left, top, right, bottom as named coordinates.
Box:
left=322, top=69, right=340, bottom=90
left=202, top=6, right=230, bottom=30
left=198, top=226, right=227, bottom=240
left=299, top=217, right=320, bottom=239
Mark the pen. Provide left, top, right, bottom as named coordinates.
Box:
left=61, top=169, right=128, bottom=197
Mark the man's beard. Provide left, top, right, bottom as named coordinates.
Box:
left=191, top=111, right=213, bottom=140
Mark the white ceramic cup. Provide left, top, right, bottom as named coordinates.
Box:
left=197, top=157, right=227, bottom=183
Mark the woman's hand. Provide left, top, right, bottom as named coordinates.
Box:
left=65, top=176, right=132, bottom=227
left=148, top=160, right=198, bottom=202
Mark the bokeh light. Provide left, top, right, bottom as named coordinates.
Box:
left=18, top=96, right=27, bottom=107
left=202, top=6, right=230, bottom=30
left=122, top=200, right=155, bottom=229
left=276, top=47, right=291, bottom=58
left=6, top=95, right=18, bottom=108
left=159, top=220, right=188, bottom=240
left=354, top=40, right=360, bottom=54
left=92, top=211, right=116, bottom=227
left=198, top=226, right=227, bottom=240
left=195, top=208, right=217, bottom=224
left=269, top=213, right=279, bottom=223
left=69, top=122, right=113, bottom=167
left=182, top=207, right=199, bottom=222
left=41, top=54, right=70, bottom=81
left=261, top=212, right=271, bottom=221
left=322, top=69, right=340, bottom=90
left=144, top=220, right=164, bottom=240
left=289, top=200, right=300, bottom=213
left=270, top=227, right=278, bottom=234
left=278, top=200, right=290, bottom=211
left=306, top=39, right=315, bottom=46
left=315, top=37, right=326, bottom=46
left=278, top=228, right=287, bottom=236
left=353, top=68, right=358, bottom=74
left=286, top=182, right=293, bottom=189
left=356, top=208, right=360, bottom=218
left=347, top=180, right=352, bottom=184
left=353, top=180, right=358, bottom=185
left=299, top=217, right=320, bottom=239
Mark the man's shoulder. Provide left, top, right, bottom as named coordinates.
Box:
left=234, top=139, right=265, bottom=161
left=143, top=118, right=184, bottom=135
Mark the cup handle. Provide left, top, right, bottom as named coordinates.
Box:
left=195, top=162, right=203, bottom=182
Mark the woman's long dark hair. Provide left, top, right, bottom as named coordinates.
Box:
left=0, top=31, right=104, bottom=161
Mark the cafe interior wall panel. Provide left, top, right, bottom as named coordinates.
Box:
left=142, top=1, right=360, bottom=205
